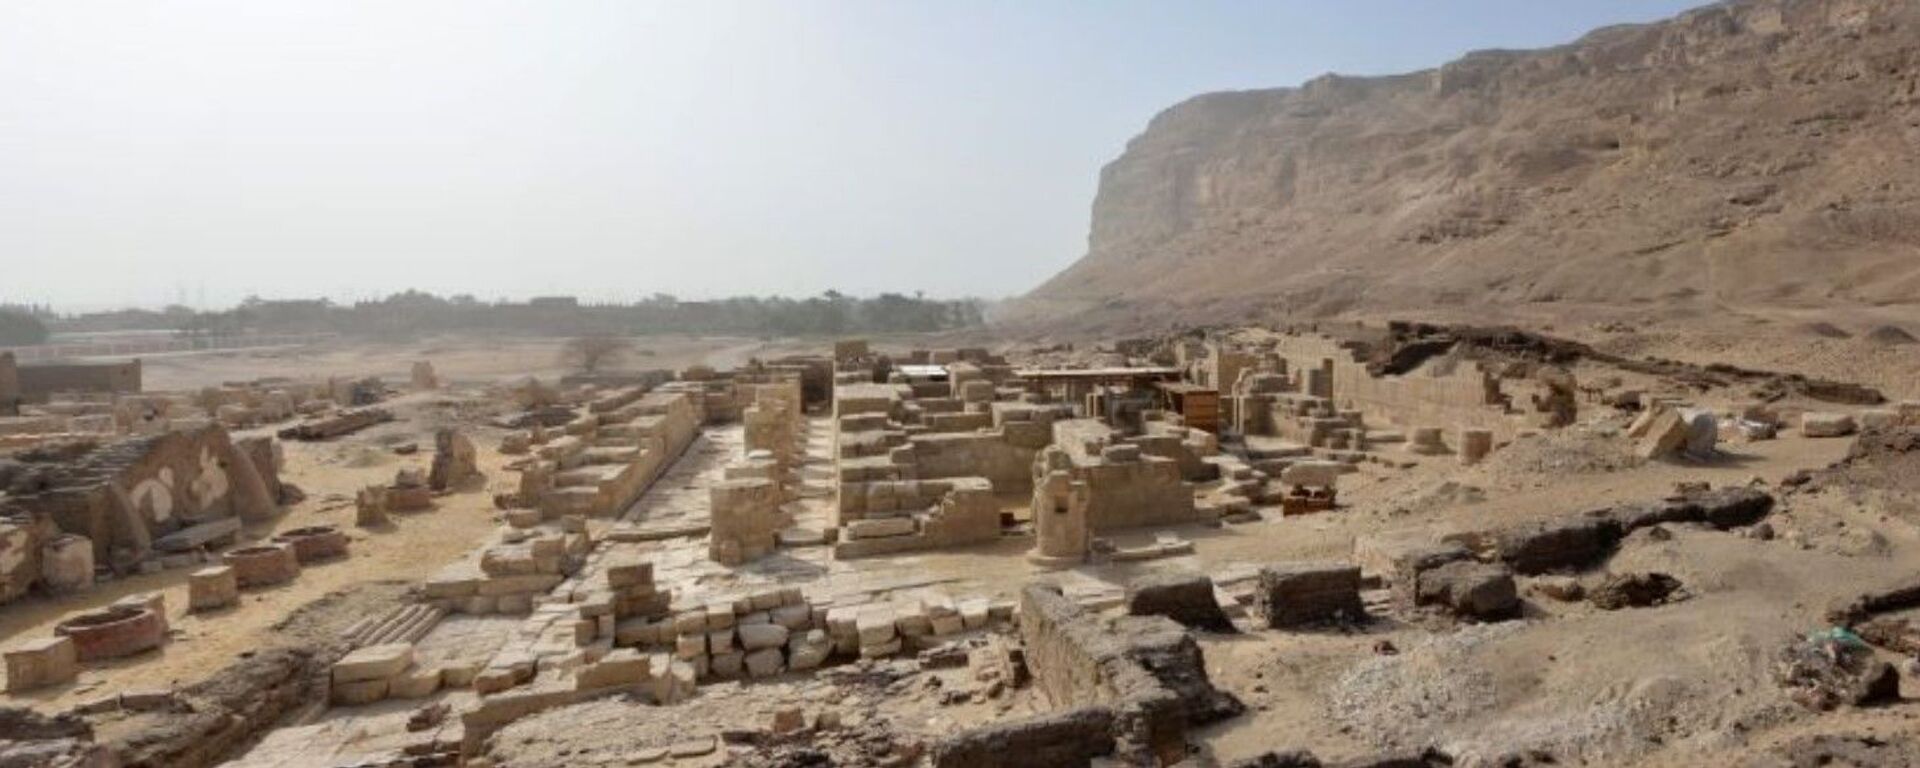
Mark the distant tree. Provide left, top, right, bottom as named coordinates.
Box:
left=0, top=310, right=50, bottom=346
left=562, top=334, right=635, bottom=373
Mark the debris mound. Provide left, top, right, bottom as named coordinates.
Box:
left=1774, top=629, right=1899, bottom=711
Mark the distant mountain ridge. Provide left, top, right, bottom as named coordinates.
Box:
left=1009, top=0, right=1920, bottom=333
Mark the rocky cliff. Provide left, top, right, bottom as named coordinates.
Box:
left=1013, top=0, right=1920, bottom=332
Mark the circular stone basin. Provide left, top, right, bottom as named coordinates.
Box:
left=273, top=525, right=349, bottom=563
left=223, top=544, right=301, bottom=588
left=55, top=605, right=166, bottom=662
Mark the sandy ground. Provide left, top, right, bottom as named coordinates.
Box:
left=0, top=389, right=526, bottom=710
left=9, top=330, right=1920, bottom=767
left=134, top=334, right=834, bottom=392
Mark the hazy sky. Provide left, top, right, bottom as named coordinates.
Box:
left=1, top=0, right=1704, bottom=311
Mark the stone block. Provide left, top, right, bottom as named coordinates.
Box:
left=333, top=643, right=416, bottom=684
left=331, top=678, right=389, bottom=706
left=576, top=648, right=651, bottom=690
left=188, top=566, right=240, bottom=612
left=1278, top=460, right=1342, bottom=487
left=1802, top=412, right=1857, bottom=438
left=40, top=535, right=95, bottom=595
left=1125, top=572, right=1235, bottom=633
left=1415, top=561, right=1520, bottom=620
left=675, top=634, right=705, bottom=660
left=738, top=622, right=789, bottom=651
left=710, top=651, right=744, bottom=678
left=4, top=636, right=79, bottom=693
left=1254, top=561, right=1363, bottom=628
left=389, top=667, right=443, bottom=699
left=605, top=556, right=654, bottom=588
left=770, top=604, right=812, bottom=630
left=845, top=517, right=916, bottom=539
left=788, top=629, right=830, bottom=671
left=855, top=607, right=897, bottom=645
left=744, top=647, right=785, bottom=678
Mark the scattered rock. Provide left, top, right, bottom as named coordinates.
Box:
left=1588, top=572, right=1684, bottom=610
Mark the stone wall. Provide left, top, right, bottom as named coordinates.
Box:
left=1265, top=333, right=1528, bottom=442
left=1015, top=584, right=1192, bottom=764
left=536, top=391, right=700, bottom=518
left=1035, top=420, right=1200, bottom=533
left=901, top=432, right=1037, bottom=496
left=834, top=477, right=999, bottom=558
left=709, top=478, right=782, bottom=565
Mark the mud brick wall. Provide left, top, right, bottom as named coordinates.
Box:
left=1254, top=561, right=1364, bottom=627
left=930, top=706, right=1116, bottom=768
left=1017, top=585, right=1188, bottom=763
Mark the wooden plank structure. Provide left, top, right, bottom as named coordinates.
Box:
left=1154, top=382, right=1220, bottom=434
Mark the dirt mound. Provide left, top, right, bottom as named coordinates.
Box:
left=1863, top=325, right=1917, bottom=346
left=1800, top=322, right=1852, bottom=340
left=1010, top=0, right=1920, bottom=333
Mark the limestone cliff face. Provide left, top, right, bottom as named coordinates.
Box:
left=1015, top=0, right=1920, bottom=331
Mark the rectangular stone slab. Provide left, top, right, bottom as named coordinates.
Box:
left=153, top=517, right=242, bottom=552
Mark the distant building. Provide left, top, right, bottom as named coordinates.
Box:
left=528, top=296, right=580, bottom=309
left=0, top=352, right=18, bottom=415
left=16, top=359, right=142, bottom=404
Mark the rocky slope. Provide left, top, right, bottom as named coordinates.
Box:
left=1012, top=0, right=1920, bottom=333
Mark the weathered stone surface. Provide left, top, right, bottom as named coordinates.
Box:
left=1491, top=514, right=1622, bottom=574
left=428, top=428, right=482, bottom=491
left=576, top=648, right=651, bottom=690
left=1019, top=584, right=1238, bottom=763
left=931, top=706, right=1116, bottom=768
left=188, top=565, right=240, bottom=612
left=1588, top=572, right=1684, bottom=610
left=1415, top=561, right=1519, bottom=620
left=332, top=643, right=415, bottom=684
left=1125, top=572, right=1235, bottom=633
left=1253, top=562, right=1363, bottom=627
left=4, top=635, right=79, bottom=693
left=1802, top=412, right=1857, bottom=438
left=844, top=516, right=917, bottom=539
left=743, top=647, right=785, bottom=678
left=787, top=629, right=830, bottom=671
left=738, top=622, right=790, bottom=652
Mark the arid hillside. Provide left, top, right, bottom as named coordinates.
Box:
left=1010, top=0, right=1920, bottom=333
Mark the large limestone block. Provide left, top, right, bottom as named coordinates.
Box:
left=788, top=629, right=831, bottom=671
left=576, top=648, right=651, bottom=690
left=1801, top=412, right=1857, bottom=438
left=744, top=647, right=785, bottom=678
left=389, top=666, right=443, bottom=699
left=333, top=643, right=416, bottom=684
left=845, top=517, right=916, bottom=540
left=855, top=607, right=897, bottom=645
left=188, top=566, right=240, bottom=612
left=4, top=636, right=79, bottom=693
left=1635, top=408, right=1689, bottom=459
left=40, top=535, right=95, bottom=595
left=1278, top=460, right=1343, bottom=488
left=738, top=622, right=790, bottom=652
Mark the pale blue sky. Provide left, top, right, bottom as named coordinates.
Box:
left=0, top=0, right=1705, bottom=311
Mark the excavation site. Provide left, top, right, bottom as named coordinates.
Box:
left=6, top=1, right=1920, bottom=766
